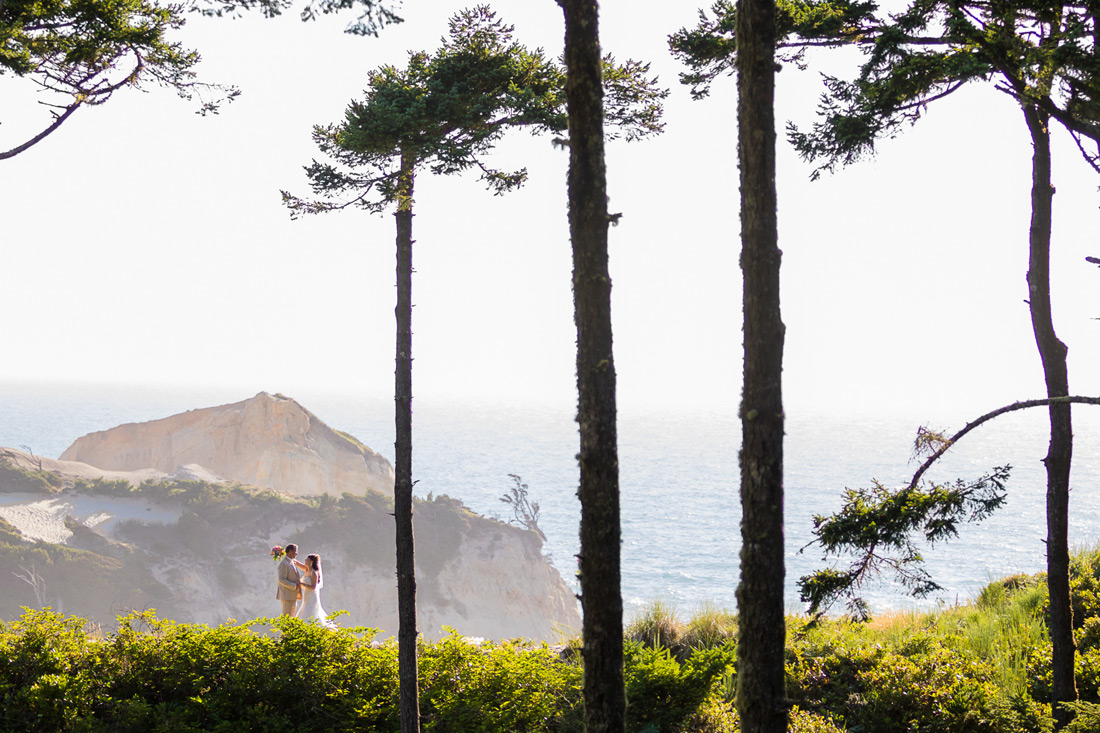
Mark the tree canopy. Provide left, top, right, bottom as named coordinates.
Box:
left=283, top=5, right=664, bottom=216
left=283, top=7, right=565, bottom=213
left=0, top=0, right=407, bottom=161
left=0, top=0, right=237, bottom=159
left=193, top=0, right=401, bottom=37
left=671, top=0, right=1100, bottom=174
left=281, top=10, right=664, bottom=732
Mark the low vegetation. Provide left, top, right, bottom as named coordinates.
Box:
left=5, top=464, right=1100, bottom=730
left=9, top=550, right=1100, bottom=731
left=0, top=451, right=64, bottom=495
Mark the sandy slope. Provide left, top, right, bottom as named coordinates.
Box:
left=3, top=447, right=172, bottom=485
left=0, top=493, right=183, bottom=544
left=0, top=447, right=190, bottom=544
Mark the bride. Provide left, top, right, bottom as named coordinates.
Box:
left=296, top=553, right=336, bottom=629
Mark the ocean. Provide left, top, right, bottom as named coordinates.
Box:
left=2, top=380, right=1098, bottom=620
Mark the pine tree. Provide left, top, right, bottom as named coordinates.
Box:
left=284, top=8, right=664, bottom=729
left=673, top=0, right=1100, bottom=726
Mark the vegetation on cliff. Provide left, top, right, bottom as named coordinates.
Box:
left=0, top=451, right=64, bottom=494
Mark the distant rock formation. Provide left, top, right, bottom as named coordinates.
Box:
left=0, top=485, right=580, bottom=640
left=1, top=394, right=580, bottom=639
left=60, top=392, right=394, bottom=497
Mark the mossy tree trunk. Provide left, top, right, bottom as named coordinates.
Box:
left=560, top=1, right=626, bottom=731
left=393, top=147, right=421, bottom=733
left=735, top=0, right=787, bottom=728
left=1023, top=103, right=1077, bottom=730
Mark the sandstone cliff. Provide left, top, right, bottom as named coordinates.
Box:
left=0, top=395, right=580, bottom=640
left=59, top=392, right=394, bottom=497
left=0, top=483, right=580, bottom=641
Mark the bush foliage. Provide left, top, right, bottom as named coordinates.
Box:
left=0, top=609, right=735, bottom=732
left=9, top=550, right=1100, bottom=731
left=0, top=452, right=64, bottom=495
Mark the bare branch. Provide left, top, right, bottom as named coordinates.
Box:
left=1069, top=131, right=1100, bottom=174
left=893, top=79, right=969, bottom=115
left=0, top=103, right=81, bottom=160
left=908, top=396, right=1100, bottom=489
left=500, top=473, right=546, bottom=541
left=19, top=445, right=43, bottom=472
left=14, top=565, right=48, bottom=607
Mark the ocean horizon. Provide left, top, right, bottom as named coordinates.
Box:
left=1, top=380, right=1098, bottom=620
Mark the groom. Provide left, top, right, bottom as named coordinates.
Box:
left=276, top=543, right=309, bottom=616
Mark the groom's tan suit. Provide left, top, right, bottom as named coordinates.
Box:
left=276, top=555, right=301, bottom=616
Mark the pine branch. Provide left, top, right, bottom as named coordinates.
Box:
left=0, top=103, right=81, bottom=160
left=799, top=395, right=1100, bottom=620
left=908, top=396, right=1100, bottom=488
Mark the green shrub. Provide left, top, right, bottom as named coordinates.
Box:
left=978, top=574, right=1043, bottom=609
left=785, top=622, right=875, bottom=719
left=624, top=641, right=736, bottom=732
left=419, top=630, right=582, bottom=732
left=1076, top=646, right=1100, bottom=701
left=785, top=613, right=1051, bottom=733
left=0, top=609, right=108, bottom=730
left=44, top=610, right=397, bottom=733
left=789, top=707, right=846, bottom=733
left=72, top=477, right=136, bottom=497
left=16, top=561, right=1100, bottom=733
left=676, top=694, right=738, bottom=733
left=672, top=702, right=845, bottom=733
left=1063, top=700, right=1100, bottom=732
left=1077, top=617, right=1100, bottom=652
left=409, top=494, right=471, bottom=579
left=1071, top=550, right=1100, bottom=629
left=1026, top=642, right=1055, bottom=703
left=0, top=454, right=62, bottom=494
left=857, top=646, right=1001, bottom=732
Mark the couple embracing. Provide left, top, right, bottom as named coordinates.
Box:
left=275, top=543, right=336, bottom=628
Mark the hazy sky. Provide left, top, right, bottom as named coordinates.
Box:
left=3, top=0, right=1098, bottom=420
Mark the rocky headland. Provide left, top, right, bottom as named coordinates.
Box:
left=59, top=391, right=394, bottom=497
left=0, top=394, right=580, bottom=641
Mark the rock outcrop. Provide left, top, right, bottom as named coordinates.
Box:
left=60, top=392, right=394, bottom=497
left=0, top=484, right=580, bottom=641
left=1, top=394, right=581, bottom=640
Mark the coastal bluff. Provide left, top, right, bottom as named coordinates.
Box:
left=0, top=394, right=581, bottom=640
left=60, top=392, right=394, bottom=497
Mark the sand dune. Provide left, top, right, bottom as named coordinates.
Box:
left=0, top=493, right=182, bottom=544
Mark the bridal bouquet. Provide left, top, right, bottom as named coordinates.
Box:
left=270, top=545, right=285, bottom=562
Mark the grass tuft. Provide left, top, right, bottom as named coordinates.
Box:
left=626, top=599, right=682, bottom=651
left=681, top=602, right=737, bottom=652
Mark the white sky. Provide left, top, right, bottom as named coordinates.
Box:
left=2, top=0, right=1098, bottom=420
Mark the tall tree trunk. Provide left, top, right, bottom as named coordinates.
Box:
left=393, top=148, right=421, bottom=733
left=736, top=0, right=787, bottom=728
left=559, top=2, right=625, bottom=732
left=1023, top=103, right=1076, bottom=731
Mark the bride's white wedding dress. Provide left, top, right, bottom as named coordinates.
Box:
left=297, top=573, right=336, bottom=629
